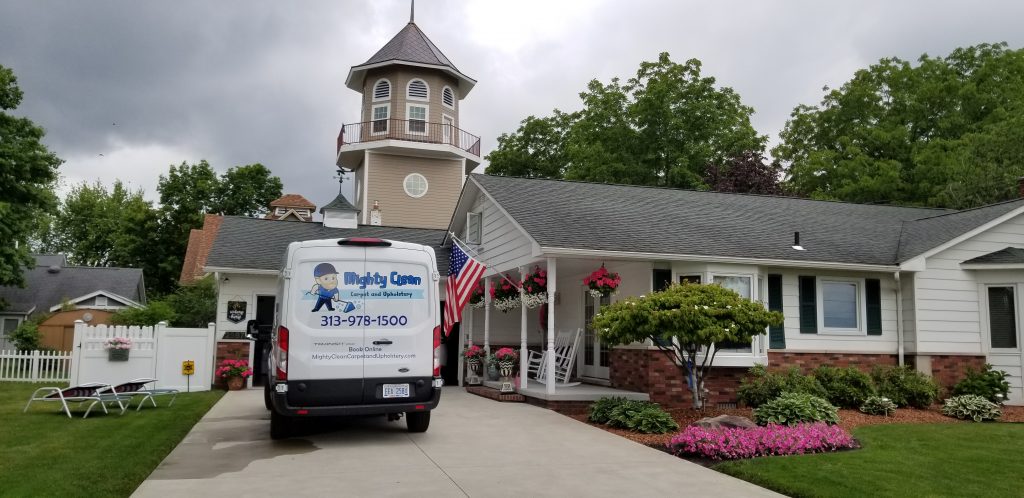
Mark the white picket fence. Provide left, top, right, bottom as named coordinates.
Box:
left=0, top=349, right=73, bottom=382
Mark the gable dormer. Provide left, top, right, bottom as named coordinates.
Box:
left=265, top=194, right=316, bottom=222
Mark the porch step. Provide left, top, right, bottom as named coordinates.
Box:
left=465, top=385, right=525, bottom=403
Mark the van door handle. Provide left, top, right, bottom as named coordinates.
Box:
left=372, top=339, right=393, bottom=345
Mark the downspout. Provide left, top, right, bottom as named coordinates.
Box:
left=894, top=271, right=905, bottom=367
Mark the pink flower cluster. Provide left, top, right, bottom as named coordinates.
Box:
left=583, top=265, right=621, bottom=294
left=464, top=344, right=485, bottom=359
left=489, top=274, right=521, bottom=301
left=494, top=347, right=518, bottom=362
left=104, top=337, right=133, bottom=350
left=667, top=423, right=857, bottom=461
left=469, top=282, right=485, bottom=304
left=216, top=359, right=253, bottom=379
left=521, top=266, right=547, bottom=295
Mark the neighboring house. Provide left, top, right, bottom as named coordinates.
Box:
left=265, top=194, right=317, bottom=222
left=0, top=255, right=146, bottom=350
left=447, top=174, right=1024, bottom=406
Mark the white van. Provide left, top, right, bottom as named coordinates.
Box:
left=266, top=237, right=444, bottom=438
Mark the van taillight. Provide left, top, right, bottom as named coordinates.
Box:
left=338, top=238, right=392, bottom=247
left=432, top=325, right=442, bottom=378
left=276, top=325, right=289, bottom=381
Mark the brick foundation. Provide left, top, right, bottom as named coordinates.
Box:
left=922, top=355, right=987, bottom=392
left=768, top=351, right=898, bottom=375
left=215, top=341, right=251, bottom=388
left=608, top=348, right=744, bottom=407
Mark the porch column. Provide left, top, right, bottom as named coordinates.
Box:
left=519, top=266, right=528, bottom=390
left=460, top=289, right=474, bottom=387
left=484, top=277, right=492, bottom=363
left=546, top=257, right=557, bottom=395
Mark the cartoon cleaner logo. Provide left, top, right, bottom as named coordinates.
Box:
left=309, top=263, right=357, bottom=313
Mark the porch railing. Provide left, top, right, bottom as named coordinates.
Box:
left=337, top=119, right=481, bottom=157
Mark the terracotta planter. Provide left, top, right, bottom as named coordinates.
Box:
left=226, top=377, right=245, bottom=391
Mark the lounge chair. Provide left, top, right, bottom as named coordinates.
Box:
left=526, top=328, right=583, bottom=387
left=112, top=378, right=179, bottom=411
left=23, top=383, right=129, bottom=419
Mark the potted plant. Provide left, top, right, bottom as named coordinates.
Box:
left=469, top=282, right=486, bottom=309
left=216, top=359, right=254, bottom=390
left=583, top=264, right=621, bottom=298
left=494, top=347, right=519, bottom=393
left=521, top=267, right=547, bottom=309
left=464, top=344, right=485, bottom=384
left=104, top=337, right=132, bottom=361
left=490, top=275, right=521, bottom=313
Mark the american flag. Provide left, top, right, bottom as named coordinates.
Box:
left=443, top=241, right=486, bottom=336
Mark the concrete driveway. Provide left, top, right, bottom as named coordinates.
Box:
left=133, top=387, right=780, bottom=497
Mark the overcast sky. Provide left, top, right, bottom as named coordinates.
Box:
left=3, top=0, right=1024, bottom=209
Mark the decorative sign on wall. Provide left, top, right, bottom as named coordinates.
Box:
left=227, top=300, right=247, bottom=324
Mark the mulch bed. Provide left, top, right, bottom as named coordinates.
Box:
left=570, top=404, right=1024, bottom=449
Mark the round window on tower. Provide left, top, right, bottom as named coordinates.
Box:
left=403, top=173, right=428, bottom=198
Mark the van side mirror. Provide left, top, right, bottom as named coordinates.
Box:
left=245, top=320, right=259, bottom=341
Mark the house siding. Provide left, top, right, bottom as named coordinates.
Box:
left=215, top=273, right=278, bottom=339
left=470, top=192, right=535, bottom=274
left=365, top=152, right=462, bottom=229
left=361, top=67, right=460, bottom=129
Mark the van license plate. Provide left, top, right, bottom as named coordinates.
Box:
left=383, top=384, right=410, bottom=398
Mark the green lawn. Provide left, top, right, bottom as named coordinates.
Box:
left=0, top=382, right=223, bottom=497
left=717, top=423, right=1024, bottom=498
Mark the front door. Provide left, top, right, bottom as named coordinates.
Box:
left=581, top=292, right=610, bottom=380
left=442, top=115, right=454, bottom=144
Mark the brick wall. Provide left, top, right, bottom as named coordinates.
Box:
left=215, top=341, right=251, bottom=388
left=926, top=355, right=986, bottom=392
left=768, top=352, right=898, bottom=375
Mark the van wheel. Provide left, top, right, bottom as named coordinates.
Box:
left=270, top=410, right=293, bottom=439
left=406, top=411, right=430, bottom=433
left=263, top=379, right=272, bottom=410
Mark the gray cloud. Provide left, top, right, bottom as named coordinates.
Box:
left=2, top=0, right=1023, bottom=207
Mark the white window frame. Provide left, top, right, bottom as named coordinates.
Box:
left=372, top=78, right=391, bottom=102
left=275, top=207, right=286, bottom=215
left=984, top=283, right=1020, bottom=352
left=441, top=114, right=455, bottom=144
left=406, top=78, right=430, bottom=102
left=2, top=316, right=23, bottom=335
left=817, top=276, right=865, bottom=335
left=711, top=273, right=754, bottom=300
left=406, top=103, right=428, bottom=135
left=371, top=103, right=390, bottom=135
left=466, top=212, right=482, bottom=245
left=403, top=173, right=429, bottom=198
left=95, top=296, right=108, bottom=307
left=442, top=85, right=456, bottom=109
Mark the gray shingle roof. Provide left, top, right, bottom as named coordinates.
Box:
left=358, top=22, right=459, bottom=71
left=962, top=247, right=1024, bottom=265
left=205, top=217, right=449, bottom=277
left=0, top=261, right=145, bottom=316
left=319, top=193, right=358, bottom=214
left=471, top=174, right=1024, bottom=266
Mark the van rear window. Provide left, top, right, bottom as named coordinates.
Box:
left=294, top=260, right=430, bottom=330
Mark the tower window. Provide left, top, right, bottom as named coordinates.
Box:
left=407, top=79, right=429, bottom=101
left=442, top=86, right=455, bottom=109
left=403, top=173, right=428, bottom=198
left=373, top=79, right=391, bottom=101
left=407, top=104, right=427, bottom=134
left=371, top=104, right=389, bottom=133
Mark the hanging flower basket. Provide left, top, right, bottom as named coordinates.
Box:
left=521, top=266, right=547, bottom=309
left=104, top=337, right=132, bottom=361
left=490, top=275, right=521, bottom=313
left=469, top=282, right=486, bottom=309
left=584, top=264, right=621, bottom=298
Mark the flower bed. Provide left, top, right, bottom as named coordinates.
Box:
left=667, top=423, right=857, bottom=460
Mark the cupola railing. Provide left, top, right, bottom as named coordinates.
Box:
left=337, top=119, right=481, bottom=157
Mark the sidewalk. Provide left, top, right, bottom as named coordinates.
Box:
left=133, top=387, right=780, bottom=497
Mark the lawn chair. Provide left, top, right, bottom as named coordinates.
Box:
left=112, top=378, right=179, bottom=411
left=23, top=383, right=130, bottom=419
left=526, top=328, right=582, bottom=387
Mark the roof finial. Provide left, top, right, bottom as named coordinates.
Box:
left=410, top=0, right=415, bottom=23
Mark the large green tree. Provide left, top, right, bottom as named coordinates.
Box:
left=486, top=53, right=764, bottom=188
left=777, top=43, right=1024, bottom=208
left=0, top=65, right=62, bottom=287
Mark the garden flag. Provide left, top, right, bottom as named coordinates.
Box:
left=443, top=241, right=486, bottom=336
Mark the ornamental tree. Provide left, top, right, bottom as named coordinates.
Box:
left=593, top=283, right=783, bottom=409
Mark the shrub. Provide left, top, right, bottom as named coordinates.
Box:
left=859, top=396, right=897, bottom=416
left=9, top=321, right=40, bottom=351
left=754, top=392, right=839, bottom=426
left=626, top=406, right=680, bottom=434
left=111, top=301, right=176, bottom=326
left=607, top=400, right=656, bottom=428
left=813, top=366, right=876, bottom=408
left=952, top=364, right=1010, bottom=404
left=588, top=396, right=627, bottom=424
left=667, top=423, right=857, bottom=460
left=942, top=395, right=1002, bottom=422
left=871, top=365, right=940, bottom=408
left=737, top=365, right=828, bottom=407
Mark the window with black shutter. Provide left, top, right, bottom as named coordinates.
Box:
left=768, top=274, right=785, bottom=348
left=988, top=286, right=1018, bottom=349
left=798, top=276, right=817, bottom=334
left=866, top=279, right=882, bottom=335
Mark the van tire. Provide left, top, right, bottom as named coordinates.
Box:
left=406, top=411, right=430, bottom=432
left=270, top=410, right=293, bottom=439
left=263, top=379, right=272, bottom=410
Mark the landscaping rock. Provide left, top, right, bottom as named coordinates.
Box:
left=690, top=414, right=757, bottom=429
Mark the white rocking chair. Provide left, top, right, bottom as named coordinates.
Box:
left=526, top=328, right=583, bottom=387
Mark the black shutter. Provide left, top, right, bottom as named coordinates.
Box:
left=866, top=279, right=882, bottom=335
left=768, top=274, right=785, bottom=349
left=989, top=287, right=1018, bottom=349
left=799, top=276, right=817, bottom=334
